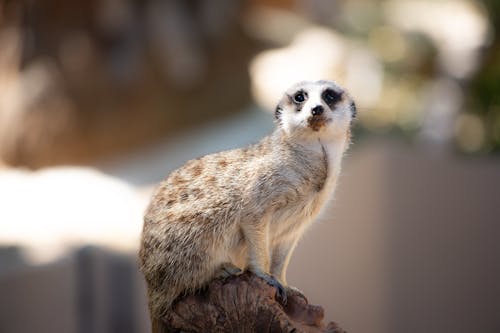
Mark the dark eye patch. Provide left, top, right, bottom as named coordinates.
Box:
left=322, top=89, right=342, bottom=106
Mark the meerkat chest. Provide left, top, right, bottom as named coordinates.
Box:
left=269, top=182, right=333, bottom=241
left=271, top=140, right=345, bottom=239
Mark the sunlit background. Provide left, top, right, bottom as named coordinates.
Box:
left=1, top=0, right=499, bottom=332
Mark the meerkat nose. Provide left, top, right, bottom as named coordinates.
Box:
left=311, top=105, right=324, bottom=116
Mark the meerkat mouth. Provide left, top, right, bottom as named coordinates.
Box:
left=307, top=116, right=331, bottom=132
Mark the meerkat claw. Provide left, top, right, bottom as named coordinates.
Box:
left=215, top=263, right=242, bottom=279
left=254, top=272, right=287, bottom=305
left=286, top=286, right=307, bottom=302
left=274, top=281, right=288, bottom=305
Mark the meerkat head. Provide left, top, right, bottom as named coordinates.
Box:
left=274, top=80, right=356, bottom=141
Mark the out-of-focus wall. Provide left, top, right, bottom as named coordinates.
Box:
left=0, top=247, right=149, bottom=333
left=289, top=140, right=500, bottom=333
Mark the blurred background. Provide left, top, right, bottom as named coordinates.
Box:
left=0, top=0, right=499, bottom=332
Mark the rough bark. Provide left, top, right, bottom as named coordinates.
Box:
left=159, top=272, right=345, bottom=333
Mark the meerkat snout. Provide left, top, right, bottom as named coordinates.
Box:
left=311, top=105, right=324, bottom=116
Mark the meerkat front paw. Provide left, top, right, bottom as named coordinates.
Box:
left=215, top=262, right=242, bottom=280
left=252, top=271, right=288, bottom=305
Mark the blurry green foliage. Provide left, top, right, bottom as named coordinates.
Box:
left=469, top=0, right=500, bottom=152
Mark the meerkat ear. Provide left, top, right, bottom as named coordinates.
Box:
left=350, top=101, right=357, bottom=119
left=275, top=104, right=283, bottom=121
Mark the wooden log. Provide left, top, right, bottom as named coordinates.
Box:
left=157, top=272, right=345, bottom=333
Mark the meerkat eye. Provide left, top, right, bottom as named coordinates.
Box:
left=322, top=89, right=341, bottom=105
left=293, top=92, right=306, bottom=103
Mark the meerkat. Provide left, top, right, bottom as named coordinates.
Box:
left=139, top=80, right=356, bottom=330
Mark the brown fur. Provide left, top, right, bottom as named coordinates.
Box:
left=308, top=116, right=331, bottom=132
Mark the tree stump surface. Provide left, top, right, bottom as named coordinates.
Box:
left=160, top=272, right=345, bottom=333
